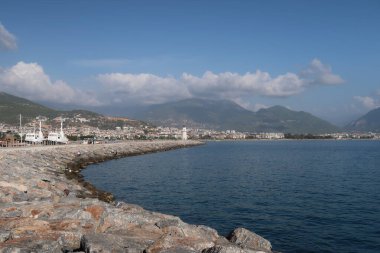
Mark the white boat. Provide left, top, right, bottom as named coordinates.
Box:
left=48, top=118, right=68, bottom=144
left=25, top=121, right=45, bottom=144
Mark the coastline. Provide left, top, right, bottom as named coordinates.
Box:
left=0, top=140, right=274, bottom=253
left=65, top=141, right=204, bottom=203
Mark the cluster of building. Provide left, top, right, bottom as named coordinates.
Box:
left=1, top=114, right=380, bottom=147
left=321, top=132, right=380, bottom=140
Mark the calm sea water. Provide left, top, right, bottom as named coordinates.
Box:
left=83, top=140, right=380, bottom=253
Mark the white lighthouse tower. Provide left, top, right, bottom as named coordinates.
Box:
left=181, top=126, right=188, bottom=141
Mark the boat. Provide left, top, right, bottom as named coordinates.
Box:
left=25, top=120, right=45, bottom=144
left=47, top=118, right=68, bottom=144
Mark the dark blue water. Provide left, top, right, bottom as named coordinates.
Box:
left=83, top=140, right=380, bottom=253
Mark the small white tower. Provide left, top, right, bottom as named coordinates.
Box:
left=38, top=120, right=44, bottom=140
left=181, top=126, right=188, bottom=141
left=60, top=118, right=64, bottom=136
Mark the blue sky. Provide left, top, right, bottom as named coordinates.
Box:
left=0, top=0, right=379, bottom=125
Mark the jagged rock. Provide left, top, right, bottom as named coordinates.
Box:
left=57, top=231, right=83, bottom=250
left=155, top=218, right=182, bottom=229
left=227, top=228, right=272, bottom=253
left=81, top=233, right=152, bottom=253
left=0, top=231, right=10, bottom=243
left=0, top=207, right=22, bottom=218
left=203, top=244, right=246, bottom=253
left=0, top=181, right=27, bottom=192
left=0, top=238, right=62, bottom=253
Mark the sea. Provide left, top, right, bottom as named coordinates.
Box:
left=83, top=140, right=380, bottom=253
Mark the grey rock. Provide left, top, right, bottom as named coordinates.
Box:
left=11, top=192, right=28, bottom=202
left=0, top=209, right=22, bottom=218
left=155, top=218, right=182, bottom=229
left=203, top=244, right=246, bottom=253
left=0, top=240, right=62, bottom=253
left=228, top=228, right=272, bottom=253
left=81, top=233, right=150, bottom=253
left=158, top=247, right=199, bottom=253
left=0, top=231, right=10, bottom=243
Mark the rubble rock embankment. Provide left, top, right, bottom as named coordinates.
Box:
left=0, top=141, right=273, bottom=253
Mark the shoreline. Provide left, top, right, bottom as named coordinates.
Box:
left=66, top=141, right=204, bottom=203
left=0, top=140, right=274, bottom=253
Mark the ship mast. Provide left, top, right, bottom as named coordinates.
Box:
left=60, top=117, right=64, bottom=135
left=19, top=114, right=22, bottom=144
left=39, top=119, right=43, bottom=140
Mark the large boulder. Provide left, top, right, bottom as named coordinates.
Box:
left=227, top=228, right=272, bottom=253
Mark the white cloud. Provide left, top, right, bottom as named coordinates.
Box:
left=182, top=70, right=305, bottom=98
left=252, top=103, right=270, bottom=112
left=354, top=96, right=379, bottom=109
left=71, top=58, right=130, bottom=68
left=97, top=70, right=306, bottom=105
left=0, top=59, right=344, bottom=109
left=97, top=58, right=342, bottom=105
left=98, top=73, right=191, bottom=105
left=0, top=62, right=101, bottom=106
left=301, top=58, right=344, bottom=85
left=0, top=23, right=17, bottom=50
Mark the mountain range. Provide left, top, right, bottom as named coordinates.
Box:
left=135, top=98, right=341, bottom=134
left=1, top=92, right=378, bottom=133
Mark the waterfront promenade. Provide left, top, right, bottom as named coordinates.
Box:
left=0, top=140, right=273, bottom=252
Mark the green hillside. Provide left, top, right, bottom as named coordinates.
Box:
left=0, top=92, right=57, bottom=124
left=0, top=92, right=144, bottom=129
left=254, top=106, right=341, bottom=133
left=345, top=107, right=380, bottom=132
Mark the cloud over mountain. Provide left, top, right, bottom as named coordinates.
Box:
left=301, top=59, right=344, bottom=85
left=354, top=95, right=380, bottom=109
left=0, top=59, right=343, bottom=108
left=0, top=62, right=101, bottom=106
left=0, top=22, right=17, bottom=50
left=97, top=73, right=191, bottom=105
left=97, top=59, right=343, bottom=105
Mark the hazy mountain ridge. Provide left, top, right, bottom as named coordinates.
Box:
left=1, top=92, right=355, bottom=134
left=137, top=98, right=341, bottom=134
left=345, top=107, right=380, bottom=132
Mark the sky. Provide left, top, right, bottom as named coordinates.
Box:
left=0, top=0, right=379, bottom=125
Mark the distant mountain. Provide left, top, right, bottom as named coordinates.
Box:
left=345, top=107, right=380, bottom=132
left=137, top=98, right=340, bottom=134
left=136, top=98, right=254, bottom=130
left=0, top=92, right=144, bottom=129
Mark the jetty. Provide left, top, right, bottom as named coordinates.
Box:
left=0, top=140, right=273, bottom=252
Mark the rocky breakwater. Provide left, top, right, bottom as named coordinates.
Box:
left=0, top=140, right=274, bottom=253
